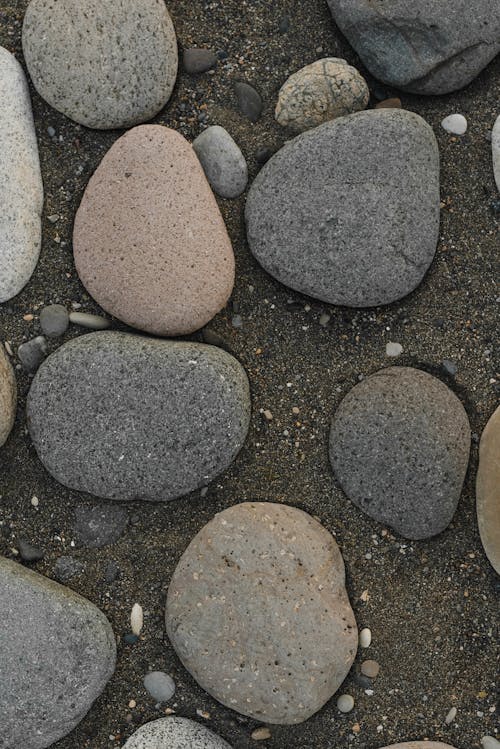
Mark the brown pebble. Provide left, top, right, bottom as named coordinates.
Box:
left=375, top=98, right=402, bottom=109
left=360, top=659, right=380, bottom=678
left=252, top=727, right=271, bottom=741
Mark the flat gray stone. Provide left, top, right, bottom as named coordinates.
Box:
left=476, top=406, right=500, bottom=575
left=22, top=0, right=178, bottom=129
left=193, top=126, right=248, bottom=199
left=184, top=48, right=217, bottom=74
left=275, top=58, right=369, bottom=133
left=0, top=47, right=43, bottom=302
left=493, top=115, right=500, bottom=193
left=0, top=556, right=116, bottom=749
left=327, top=0, right=500, bottom=94
left=329, top=367, right=471, bottom=539
left=245, top=109, right=440, bottom=307
left=143, top=671, right=175, bottom=702
left=39, top=304, right=69, bottom=337
left=18, top=336, right=48, bottom=374
left=166, top=502, right=357, bottom=724
left=54, top=555, right=85, bottom=582
left=234, top=82, right=263, bottom=122
left=123, top=717, right=231, bottom=748
left=0, top=343, right=16, bottom=447
left=27, top=332, right=251, bottom=502
left=73, top=504, right=128, bottom=548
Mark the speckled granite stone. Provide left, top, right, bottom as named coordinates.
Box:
left=74, top=126, right=235, bottom=336
left=476, top=406, right=500, bottom=574
left=123, top=718, right=232, bottom=748
left=166, top=502, right=357, bottom=724
left=193, top=125, right=248, bottom=198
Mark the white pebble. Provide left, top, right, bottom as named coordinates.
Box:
left=481, top=737, right=500, bottom=749
left=337, top=694, right=354, bottom=713
left=386, top=341, right=403, bottom=357
left=130, top=603, right=143, bottom=635
left=31, top=495, right=39, bottom=507
left=359, top=627, right=371, bottom=648
left=441, top=114, right=467, bottom=135
left=445, top=706, right=457, bottom=724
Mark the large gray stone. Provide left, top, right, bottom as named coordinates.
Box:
left=493, top=116, right=500, bottom=193
left=123, top=717, right=231, bottom=748
left=476, top=406, right=500, bottom=575
left=22, top=0, right=178, bottom=129
left=0, top=47, right=43, bottom=302
left=193, top=126, right=248, bottom=199
left=27, top=332, right=250, bottom=502
left=0, top=556, right=116, bottom=749
left=327, top=0, right=500, bottom=94
left=0, top=343, right=16, bottom=447
left=329, top=367, right=471, bottom=539
left=166, top=502, right=357, bottom=724
left=245, top=109, right=440, bottom=308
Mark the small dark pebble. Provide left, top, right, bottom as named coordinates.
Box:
left=286, top=300, right=305, bottom=312
left=234, top=81, right=263, bottom=122
left=73, top=504, right=128, bottom=549
left=17, top=538, right=44, bottom=562
left=104, top=559, right=120, bottom=583
left=278, top=15, right=290, bottom=33
left=371, top=83, right=391, bottom=101
left=54, top=555, right=85, bottom=582
left=184, top=48, right=217, bottom=74
left=18, top=336, right=48, bottom=374
left=442, top=359, right=458, bottom=376
left=256, top=146, right=276, bottom=165
left=124, top=633, right=139, bottom=645
left=489, top=198, right=500, bottom=215
left=202, top=328, right=232, bottom=352
left=354, top=673, right=372, bottom=689
left=217, top=49, right=228, bottom=60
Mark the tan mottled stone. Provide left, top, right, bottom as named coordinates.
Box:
left=477, top=406, right=500, bottom=575
left=0, top=343, right=16, bottom=446
left=74, top=125, right=235, bottom=336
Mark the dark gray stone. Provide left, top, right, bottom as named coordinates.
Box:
left=27, top=332, right=251, bottom=502
left=166, top=502, right=357, bottom=724
left=245, top=109, right=440, bottom=307
left=39, top=304, right=69, bottom=337
left=234, top=82, right=263, bottom=122
left=22, top=0, right=178, bottom=129
left=73, top=504, right=128, bottom=548
left=18, top=336, right=48, bottom=373
left=17, top=538, right=44, bottom=562
left=104, top=559, right=120, bottom=583
left=54, top=555, right=85, bottom=582
left=329, top=367, right=471, bottom=539
left=326, top=0, right=500, bottom=94
left=183, top=48, right=217, bottom=74
left=0, top=556, right=116, bottom=749
left=193, top=125, right=248, bottom=199
left=123, top=717, right=231, bottom=748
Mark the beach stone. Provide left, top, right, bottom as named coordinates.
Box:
left=476, top=406, right=500, bottom=574
left=73, top=504, right=128, bottom=548
left=275, top=58, right=369, bottom=133
left=27, top=332, right=250, bottom=502
left=441, top=114, right=467, bottom=135
left=234, top=82, right=263, bottom=122
left=493, top=116, right=500, bottom=193
left=40, top=304, right=69, bottom=337
left=69, top=311, right=111, bottom=330
left=166, top=502, right=357, bottom=724
left=74, top=125, right=235, bottom=336
left=143, top=671, right=175, bottom=702
left=22, top=0, right=178, bottom=129
left=0, top=556, right=116, bottom=748
left=326, top=0, right=500, bottom=94
left=123, top=717, right=231, bottom=749
left=54, top=556, right=85, bottom=582
left=337, top=694, right=354, bottom=713
left=329, top=367, right=471, bottom=539
left=18, top=336, right=48, bottom=374
left=246, top=109, right=440, bottom=307
left=360, top=659, right=380, bottom=678
left=0, top=47, right=43, bottom=303
left=193, top=126, right=248, bottom=199
left=0, top=343, right=16, bottom=447
left=379, top=745, right=457, bottom=749
left=184, top=48, right=217, bottom=74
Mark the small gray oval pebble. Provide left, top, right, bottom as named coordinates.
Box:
left=40, top=304, right=69, bottom=337
left=143, top=671, right=175, bottom=702
left=193, top=126, right=248, bottom=199
left=18, top=336, right=48, bottom=374
left=337, top=694, right=354, bottom=713
left=481, top=737, right=500, bottom=749
left=69, top=311, right=111, bottom=330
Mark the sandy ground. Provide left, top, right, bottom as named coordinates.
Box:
left=0, top=1, right=498, bottom=748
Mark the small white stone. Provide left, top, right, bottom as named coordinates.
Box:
left=31, top=495, right=39, bottom=507
left=130, top=603, right=143, bottom=635
left=441, top=114, right=467, bottom=135
left=337, top=694, right=354, bottom=713
left=359, top=627, right=371, bottom=648
left=445, top=706, right=457, bottom=724
left=386, top=341, right=403, bottom=357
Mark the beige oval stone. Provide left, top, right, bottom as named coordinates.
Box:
left=275, top=58, right=369, bottom=133
left=477, top=406, right=500, bottom=575
left=0, top=343, right=16, bottom=447
left=379, top=745, right=457, bottom=749
left=73, top=125, right=235, bottom=336
left=166, top=502, right=358, bottom=725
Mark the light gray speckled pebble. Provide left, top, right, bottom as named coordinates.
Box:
left=143, top=671, right=175, bottom=702
left=166, top=502, right=357, bottom=724
left=481, top=737, right=500, bottom=749
left=18, top=336, right=48, bottom=374
left=193, top=126, right=248, bottom=199
left=123, top=717, right=232, bottom=748
left=0, top=47, right=43, bottom=303
left=0, top=343, right=16, bottom=447
left=246, top=109, right=440, bottom=307
left=275, top=58, right=369, bottom=133
left=53, top=555, right=85, bottom=582
left=22, top=0, right=178, bottom=129
left=0, top=556, right=116, bottom=749
left=69, top=311, right=111, bottom=330
left=40, top=304, right=69, bottom=337
left=330, top=367, right=471, bottom=539
left=27, top=332, right=250, bottom=502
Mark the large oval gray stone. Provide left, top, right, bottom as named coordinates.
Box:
left=0, top=47, right=43, bottom=302
left=166, top=502, right=357, bottom=724
left=0, top=556, right=116, bottom=749
left=27, top=332, right=250, bottom=501
left=327, top=0, right=500, bottom=94
left=0, top=343, right=16, bottom=447
left=22, top=0, right=178, bottom=129
left=245, top=109, right=440, bottom=307
left=329, top=367, right=471, bottom=539
left=493, top=116, right=500, bottom=193
left=476, top=406, right=500, bottom=575
left=123, top=717, right=231, bottom=748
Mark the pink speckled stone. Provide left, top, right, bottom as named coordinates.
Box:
left=73, top=125, right=234, bottom=336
